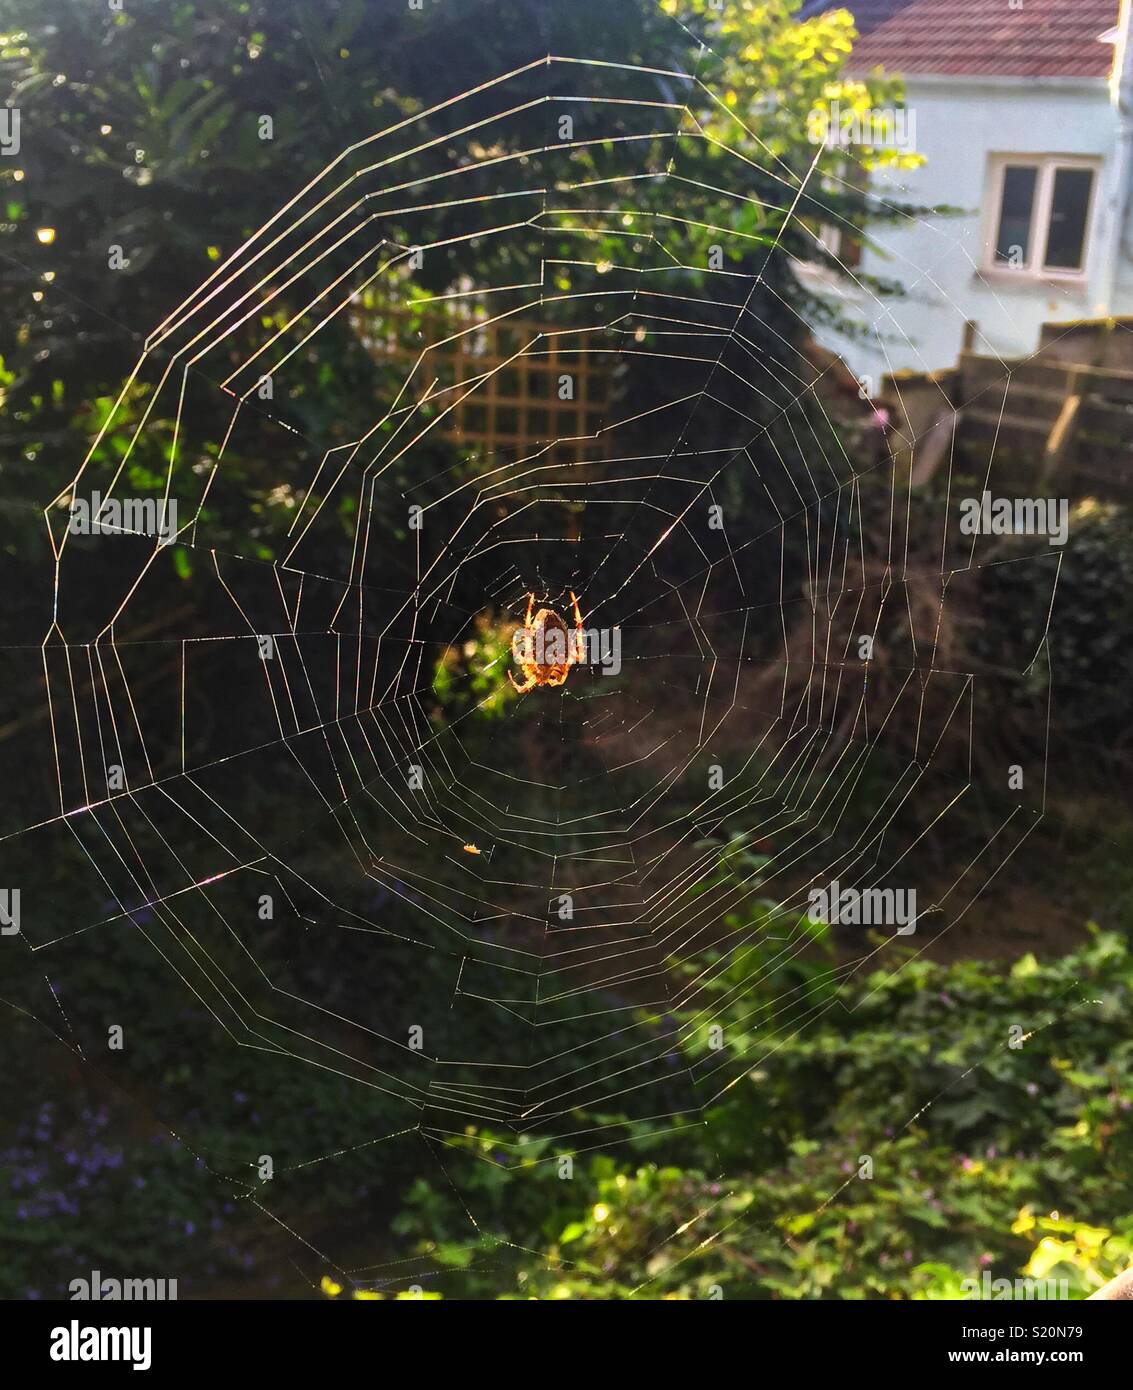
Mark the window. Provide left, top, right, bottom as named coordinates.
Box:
left=986, top=156, right=1098, bottom=277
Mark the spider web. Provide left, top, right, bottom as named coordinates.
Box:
left=1, top=4, right=1075, bottom=1298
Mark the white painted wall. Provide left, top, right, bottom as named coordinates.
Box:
left=802, top=76, right=1132, bottom=379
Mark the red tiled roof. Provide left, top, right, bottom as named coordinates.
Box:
left=802, top=0, right=1121, bottom=79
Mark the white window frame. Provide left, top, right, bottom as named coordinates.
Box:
left=983, top=154, right=1100, bottom=281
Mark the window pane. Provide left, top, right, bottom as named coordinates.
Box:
left=1044, top=167, right=1093, bottom=270
left=994, top=165, right=1037, bottom=264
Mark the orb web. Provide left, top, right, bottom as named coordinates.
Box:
left=2, top=9, right=1067, bottom=1297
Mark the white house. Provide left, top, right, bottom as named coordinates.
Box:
left=799, top=0, right=1133, bottom=377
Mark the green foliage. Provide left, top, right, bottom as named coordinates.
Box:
left=976, top=500, right=1133, bottom=744
left=432, top=610, right=515, bottom=718
left=386, top=926, right=1133, bottom=1298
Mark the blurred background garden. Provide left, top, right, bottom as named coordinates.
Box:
left=1, top=0, right=1131, bottom=1300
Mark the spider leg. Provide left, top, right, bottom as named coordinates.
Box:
left=524, top=591, right=535, bottom=627
left=569, top=590, right=585, bottom=663
left=509, top=670, right=536, bottom=695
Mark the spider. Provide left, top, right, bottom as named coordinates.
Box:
left=509, top=591, right=585, bottom=695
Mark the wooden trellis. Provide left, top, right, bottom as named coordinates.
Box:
left=355, top=292, right=613, bottom=464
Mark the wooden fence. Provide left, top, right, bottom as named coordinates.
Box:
left=883, top=317, right=1133, bottom=496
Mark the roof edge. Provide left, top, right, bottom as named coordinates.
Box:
left=844, top=68, right=1111, bottom=91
